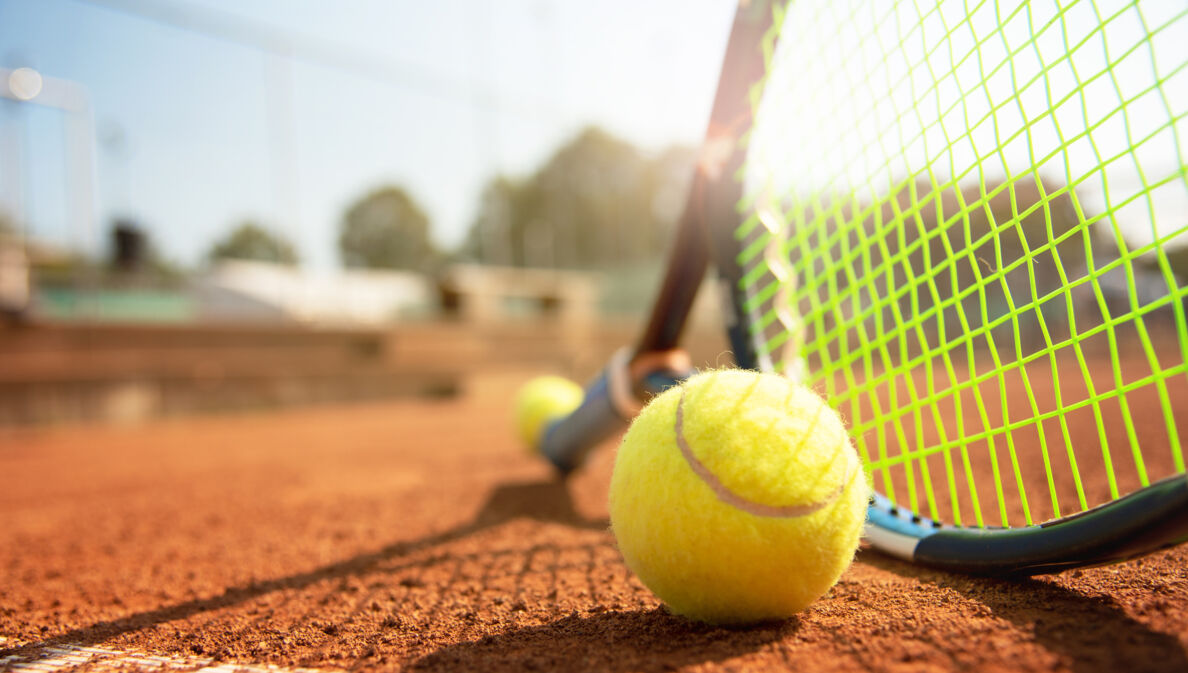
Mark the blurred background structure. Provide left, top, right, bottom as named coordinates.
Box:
left=0, top=0, right=733, bottom=424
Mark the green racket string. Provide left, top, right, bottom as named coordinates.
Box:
left=738, top=0, right=1188, bottom=528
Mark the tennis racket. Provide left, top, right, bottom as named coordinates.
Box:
left=533, top=0, right=1188, bottom=575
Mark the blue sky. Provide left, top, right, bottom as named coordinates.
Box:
left=0, top=0, right=734, bottom=269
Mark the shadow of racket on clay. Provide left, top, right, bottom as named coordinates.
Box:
left=0, top=479, right=607, bottom=661
left=860, top=549, right=1188, bottom=673
left=407, top=607, right=792, bottom=673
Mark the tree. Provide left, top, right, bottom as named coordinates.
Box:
left=464, top=126, right=695, bottom=269
left=208, top=221, right=298, bottom=266
left=339, top=186, right=436, bottom=271
left=463, top=176, right=523, bottom=266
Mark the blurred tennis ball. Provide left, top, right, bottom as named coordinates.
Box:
left=514, top=376, right=583, bottom=450
left=609, top=369, right=868, bottom=624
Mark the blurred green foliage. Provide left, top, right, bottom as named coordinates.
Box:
left=339, top=186, right=437, bottom=271
left=208, top=221, right=299, bottom=266
left=463, top=126, right=694, bottom=270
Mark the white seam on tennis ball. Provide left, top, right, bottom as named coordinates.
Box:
left=674, top=389, right=854, bottom=518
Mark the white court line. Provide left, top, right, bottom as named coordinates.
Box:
left=0, top=643, right=329, bottom=672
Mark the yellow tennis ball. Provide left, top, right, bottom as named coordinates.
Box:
left=609, top=369, right=868, bottom=624
left=514, top=375, right=583, bottom=449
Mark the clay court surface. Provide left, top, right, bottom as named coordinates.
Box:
left=2, top=372, right=1186, bottom=672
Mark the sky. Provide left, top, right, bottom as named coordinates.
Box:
left=0, top=0, right=735, bottom=269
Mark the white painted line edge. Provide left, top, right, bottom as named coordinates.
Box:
left=0, top=643, right=331, bottom=673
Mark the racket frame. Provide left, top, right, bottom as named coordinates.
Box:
left=541, top=0, right=1188, bottom=574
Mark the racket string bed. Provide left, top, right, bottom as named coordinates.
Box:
left=732, top=0, right=1188, bottom=569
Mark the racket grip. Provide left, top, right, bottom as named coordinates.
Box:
left=540, top=348, right=691, bottom=475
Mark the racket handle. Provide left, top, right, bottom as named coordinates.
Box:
left=540, top=348, right=691, bottom=474
left=539, top=369, right=624, bottom=474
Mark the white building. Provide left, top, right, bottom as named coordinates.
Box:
left=199, top=260, right=433, bottom=326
